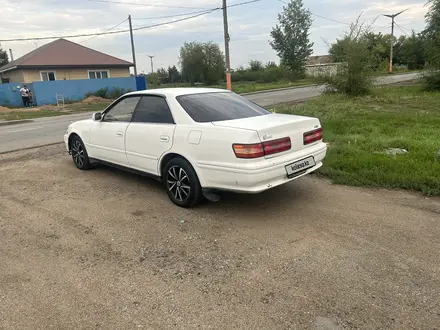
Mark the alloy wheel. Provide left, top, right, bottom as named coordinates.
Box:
left=72, top=140, right=85, bottom=167
left=166, top=165, right=191, bottom=203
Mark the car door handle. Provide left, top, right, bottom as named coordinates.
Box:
left=116, top=131, right=123, bottom=137
left=160, top=135, right=170, bottom=142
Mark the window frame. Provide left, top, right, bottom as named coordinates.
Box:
left=101, top=95, right=141, bottom=123
left=88, top=70, right=110, bottom=79
left=40, top=71, right=57, bottom=81
left=131, top=94, right=176, bottom=125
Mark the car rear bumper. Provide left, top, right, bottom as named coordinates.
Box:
left=196, top=142, right=327, bottom=193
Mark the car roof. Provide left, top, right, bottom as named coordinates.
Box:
left=125, top=87, right=231, bottom=98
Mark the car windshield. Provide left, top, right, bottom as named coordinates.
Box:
left=176, top=92, right=270, bottom=123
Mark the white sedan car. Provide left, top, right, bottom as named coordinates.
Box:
left=64, top=88, right=327, bottom=207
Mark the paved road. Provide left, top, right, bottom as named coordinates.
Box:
left=0, top=144, right=439, bottom=329
left=0, top=72, right=419, bottom=153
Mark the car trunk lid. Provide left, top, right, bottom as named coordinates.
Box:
left=212, top=113, right=322, bottom=158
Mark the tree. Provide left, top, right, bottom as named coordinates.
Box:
left=400, top=32, right=425, bottom=70
left=0, top=47, right=8, bottom=67
left=270, top=0, right=313, bottom=78
left=330, top=32, right=393, bottom=70
left=156, top=68, right=168, bottom=84
left=167, top=65, right=181, bottom=83
left=179, top=41, right=225, bottom=85
left=201, top=42, right=225, bottom=85
left=423, top=0, right=440, bottom=90
left=249, top=60, right=263, bottom=71
left=362, top=32, right=391, bottom=69
left=179, top=42, right=205, bottom=85
left=265, top=61, right=278, bottom=68
left=329, top=37, right=350, bottom=63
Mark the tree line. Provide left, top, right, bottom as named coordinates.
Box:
left=145, top=0, right=440, bottom=92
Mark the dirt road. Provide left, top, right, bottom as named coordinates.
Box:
left=1, top=144, right=439, bottom=330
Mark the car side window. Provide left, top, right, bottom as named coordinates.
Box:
left=132, top=95, right=174, bottom=124
left=103, top=96, right=141, bottom=122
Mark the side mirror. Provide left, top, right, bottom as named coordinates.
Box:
left=92, top=112, right=102, bottom=121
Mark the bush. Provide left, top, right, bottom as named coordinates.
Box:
left=86, top=87, right=130, bottom=100
left=94, top=87, right=108, bottom=98
left=423, top=70, right=440, bottom=91
left=107, top=87, right=125, bottom=99
left=317, top=18, right=375, bottom=96
left=231, top=65, right=298, bottom=83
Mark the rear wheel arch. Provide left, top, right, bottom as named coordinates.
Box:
left=159, top=153, right=202, bottom=182
left=160, top=153, right=188, bottom=177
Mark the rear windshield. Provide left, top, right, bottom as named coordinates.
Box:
left=176, top=92, right=270, bottom=123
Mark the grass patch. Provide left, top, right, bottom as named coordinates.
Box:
left=152, top=79, right=314, bottom=93
left=274, top=86, right=440, bottom=196
left=0, top=102, right=111, bottom=121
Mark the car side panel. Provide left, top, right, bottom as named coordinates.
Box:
left=158, top=124, right=259, bottom=188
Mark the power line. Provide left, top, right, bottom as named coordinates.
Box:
left=133, top=9, right=211, bottom=20
left=0, top=11, right=214, bottom=42
left=80, top=18, right=128, bottom=44
left=0, top=0, right=261, bottom=43
left=394, top=22, right=408, bottom=35
left=132, top=0, right=261, bottom=20
left=87, top=0, right=209, bottom=10
left=311, top=13, right=350, bottom=26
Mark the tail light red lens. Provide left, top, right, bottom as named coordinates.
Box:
left=233, top=137, right=291, bottom=158
left=263, top=137, right=291, bottom=155
left=303, top=128, right=323, bottom=145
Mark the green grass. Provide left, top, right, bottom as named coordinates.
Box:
left=151, top=79, right=314, bottom=93
left=0, top=102, right=111, bottom=121
left=273, top=86, right=440, bottom=196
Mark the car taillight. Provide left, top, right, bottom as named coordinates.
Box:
left=303, top=128, right=323, bottom=145
left=233, top=143, right=265, bottom=158
left=263, top=137, right=291, bottom=156
left=233, top=137, right=291, bottom=159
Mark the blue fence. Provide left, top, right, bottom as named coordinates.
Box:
left=0, top=82, right=31, bottom=107
left=0, top=76, right=145, bottom=107
left=32, top=77, right=138, bottom=106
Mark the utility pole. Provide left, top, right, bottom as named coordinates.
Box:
left=147, top=55, right=155, bottom=73
left=383, top=10, right=405, bottom=74
left=222, top=0, right=232, bottom=90
left=128, top=15, right=137, bottom=76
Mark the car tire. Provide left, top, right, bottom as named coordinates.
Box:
left=70, top=135, right=92, bottom=170
left=163, top=157, right=202, bottom=208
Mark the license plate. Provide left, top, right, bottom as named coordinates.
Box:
left=285, top=156, right=316, bottom=177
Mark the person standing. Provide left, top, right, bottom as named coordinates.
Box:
left=20, top=85, right=30, bottom=107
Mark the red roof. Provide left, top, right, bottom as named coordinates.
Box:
left=0, top=39, right=133, bottom=72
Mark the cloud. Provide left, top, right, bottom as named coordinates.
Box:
left=0, top=0, right=429, bottom=73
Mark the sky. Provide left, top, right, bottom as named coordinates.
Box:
left=0, top=0, right=430, bottom=74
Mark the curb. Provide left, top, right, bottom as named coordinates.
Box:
left=0, top=119, right=34, bottom=127
left=0, top=142, right=63, bottom=155
left=241, top=84, right=318, bottom=96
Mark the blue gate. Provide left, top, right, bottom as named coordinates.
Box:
left=136, top=76, right=147, bottom=91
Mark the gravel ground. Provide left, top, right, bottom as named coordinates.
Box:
left=0, top=144, right=439, bottom=330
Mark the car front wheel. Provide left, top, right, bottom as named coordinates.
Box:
left=163, top=157, right=202, bottom=208
left=70, top=135, right=92, bottom=170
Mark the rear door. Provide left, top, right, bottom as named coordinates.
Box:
left=88, top=96, right=141, bottom=166
left=125, top=95, right=176, bottom=175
